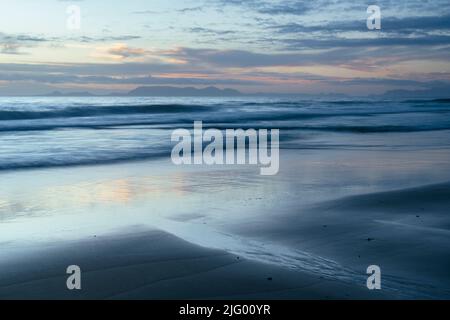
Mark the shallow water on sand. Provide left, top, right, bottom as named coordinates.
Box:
left=1, top=146, right=450, bottom=297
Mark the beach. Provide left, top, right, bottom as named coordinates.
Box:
left=1, top=149, right=449, bottom=299
left=1, top=97, right=450, bottom=299
left=0, top=228, right=389, bottom=300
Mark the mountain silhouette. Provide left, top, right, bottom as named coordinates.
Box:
left=127, top=86, right=242, bottom=97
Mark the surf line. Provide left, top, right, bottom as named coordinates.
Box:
left=171, top=121, right=279, bottom=175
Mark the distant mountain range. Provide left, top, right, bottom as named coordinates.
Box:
left=45, top=86, right=242, bottom=97
left=128, top=86, right=241, bottom=96
left=46, top=91, right=96, bottom=97
left=43, top=86, right=351, bottom=98
left=42, top=85, right=449, bottom=99
left=374, top=87, right=450, bottom=99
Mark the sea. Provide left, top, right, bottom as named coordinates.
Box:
left=1, top=96, right=449, bottom=171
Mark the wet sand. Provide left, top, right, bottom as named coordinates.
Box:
left=235, top=182, right=450, bottom=299
left=0, top=228, right=387, bottom=300
left=1, top=146, right=450, bottom=299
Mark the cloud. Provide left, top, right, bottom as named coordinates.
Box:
left=257, top=2, right=310, bottom=15
left=282, top=35, right=450, bottom=49
left=189, top=27, right=237, bottom=36
left=0, top=31, right=143, bottom=56
left=0, top=32, right=52, bottom=55
left=273, top=14, right=450, bottom=35
left=213, top=0, right=311, bottom=16
left=1, top=43, right=23, bottom=55
left=91, top=44, right=150, bottom=61
left=216, top=0, right=450, bottom=17
left=73, top=35, right=142, bottom=43
left=107, top=44, right=148, bottom=59
left=131, top=10, right=160, bottom=15
left=0, top=62, right=183, bottom=75
left=177, top=6, right=203, bottom=13
left=161, top=47, right=383, bottom=68
left=1, top=57, right=449, bottom=96
left=0, top=60, right=262, bottom=87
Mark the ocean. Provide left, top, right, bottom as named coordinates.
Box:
left=1, top=96, right=450, bottom=171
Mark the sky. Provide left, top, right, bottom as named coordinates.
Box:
left=0, top=0, right=449, bottom=95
